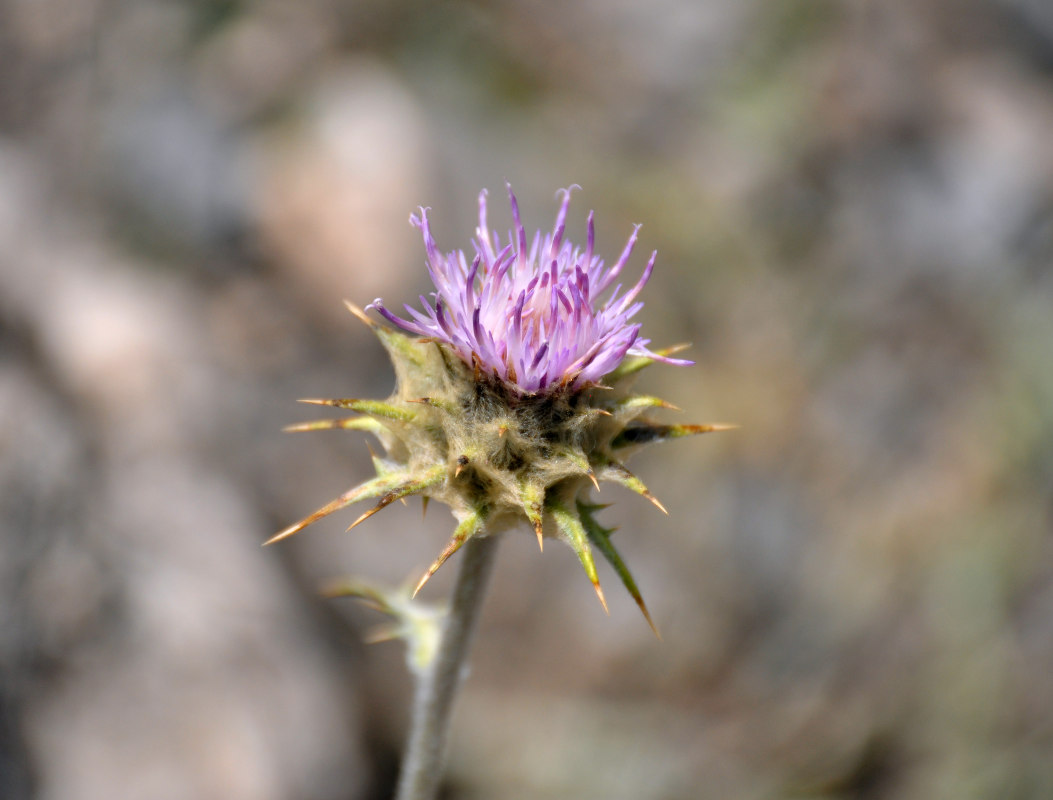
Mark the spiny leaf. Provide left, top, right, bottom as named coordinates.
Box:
left=609, top=395, right=679, bottom=412
left=606, top=395, right=680, bottom=425
left=323, top=572, right=444, bottom=675
left=366, top=443, right=398, bottom=477
left=518, top=479, right=545, bottom=551
left=343, top=300, right=377, bottom=329
left=407, top=396, right=457, bottom=414
left=298, top=397, right=416, bottom=421
left=597, top=460, right=668, bottom=514
left=414, top=508, right=488, bottom=596
left=578, top=500, right=659, bottom=637
left=563, top=406, right=612, bottom=434
left=549, top=501, right=608, bottom=613
left=346, top=300, right=429, bottom=368
left=611, top=422, right=738, bottom=450
left=362, top=624, right=401, bottom=644
left=264, top=473, right=408, bottom=545
left=283, top=416, right=389, bottom=436
left=347, top=465, right=446, bottom=531
left=321, top=578, right=398, bottom=610
left=550, top=444, right=599, bottom=489
left=602, top=343, right=691, bottom=384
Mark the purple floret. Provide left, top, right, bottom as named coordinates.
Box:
left=368, top=185, right=690, bottom=395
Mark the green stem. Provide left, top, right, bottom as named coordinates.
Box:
left=394, top=534, right=499, bottom=800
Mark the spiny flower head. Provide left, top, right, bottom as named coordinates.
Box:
left=273, top=186, right=732, bottom=633
left=368, top=185, right=689, bottom=395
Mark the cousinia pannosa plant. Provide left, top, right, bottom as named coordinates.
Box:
left=269, top=185, right=734, bottom=800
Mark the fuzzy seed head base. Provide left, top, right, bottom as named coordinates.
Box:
left=273, top=188, right=734, bottom=632
left=275, top=304, right=733, bottom=632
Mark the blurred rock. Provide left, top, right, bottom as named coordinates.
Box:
left=194, top=4, right=335, bottom=124
left=0, top=144, right=371, bottom=800
left=100, top=85, right=252, bottom=257
left=255, top=62, right=432, bottom=329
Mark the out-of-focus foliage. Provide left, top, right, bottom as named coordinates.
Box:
left=1, top=0, right=1051, bottom=798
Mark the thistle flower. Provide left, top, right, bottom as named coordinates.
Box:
left=369, top=186, right=689, bottom=394
left=272, top=185, right=732, bottom=632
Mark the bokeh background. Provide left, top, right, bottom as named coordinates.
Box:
left=3, top=0, right=1053, bottom=798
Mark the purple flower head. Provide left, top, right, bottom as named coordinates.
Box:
left=368, top=185, right=691, bottom=395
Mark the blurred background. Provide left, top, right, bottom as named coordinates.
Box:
left=2, top=0, right=1052, bottom=798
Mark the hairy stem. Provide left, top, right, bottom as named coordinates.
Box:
left=395, top=534, right=500, bottom=800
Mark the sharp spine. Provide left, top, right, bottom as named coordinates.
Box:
left=549, top=501, right=608, bottom=613
left=413, top=509, right=487, bottom=596
left=346, top=466, right=445, bottom=531
left=578, top=500, right=660, bottom=637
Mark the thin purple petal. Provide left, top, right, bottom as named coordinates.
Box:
left=370, top=186, right=688, bottom=394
